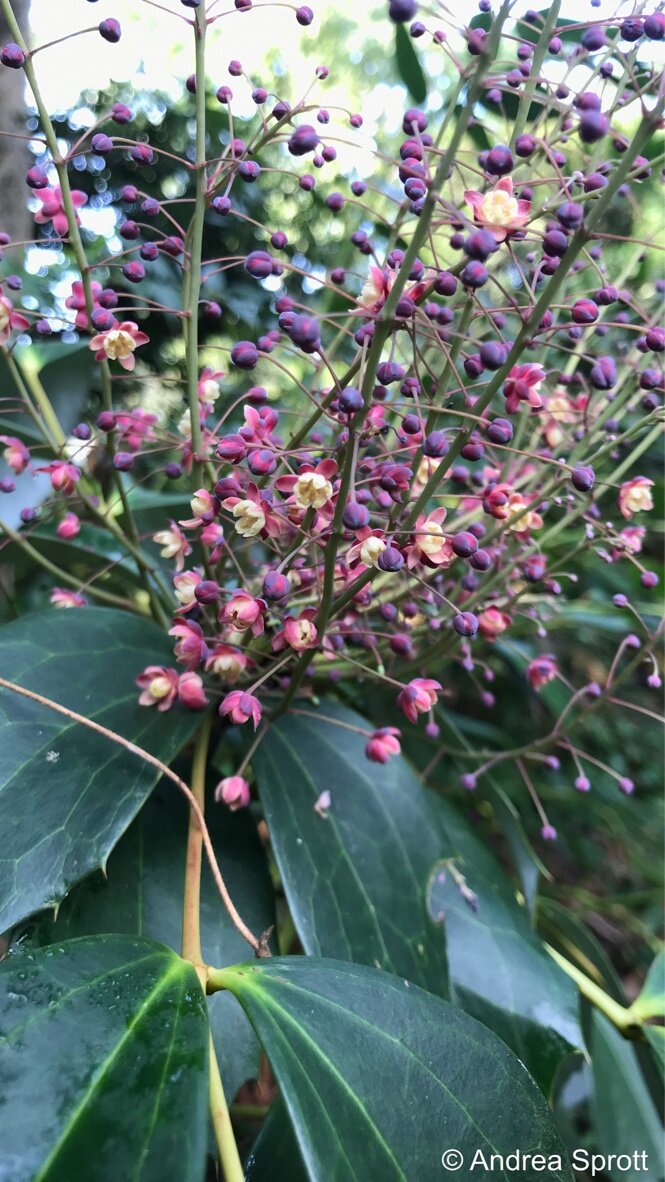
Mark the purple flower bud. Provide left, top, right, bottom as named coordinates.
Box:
left=579, top=111, right=609, bottom=143
left=422, top=430, right=449, bottom=458
left=451, top=531, right=478, bottom=558
left=245, top=250, right=274, bottom=279
left=231, top=340, right=259, bottom=369
left=212, top=196, right=232, bottom=216
left=296, top=5, right=314, bottom=24
left=479, top=340, right=508, bottom=370
left=641, top=571, right=659, bottom=589
left=461, top=261, right=489, bottom=288
left=112, top=102, right=133, bottom=124
left=541, top=824, right=558, bottom=842
left=572, top=465, right=595, bottom=492
left=644, top=12, right=665, bottom=39
left=1, top=43, right=25, bottom=69
left=460, top=773, right=477, bottom=791
left=572, top=298, right=599, bottom=324
left=195, top=580, right=221, bottom=604
left=26, top=166, right=50, bottom=189
left=131, top=144, right=154, bottom=165
left=376, top=361, right=405, bottom=386
left=288, top=124, right=319, bottom=156
left=618, top=777, right=635, bottom=795
left=557, top=201, right=584, bottom=229
left=342, top=501, right=370, bottom=530
left=377, top=545, right=405, bottom=572
left=389, top=0, right=418, bottom=22
left=92, top=133, right=114, bottom=154
left=338, top=386, right=364, bottom=414
left=590, top=356, right=616, bottom=389
left=515, top=134, right=536, bottom=157
left=113, top=451, right=134, bottom=471
left=263, top=571, right=291, bottom=602
left=122, top=261, right=145, bottom=283
left=99, top=19, right=121, bottom=43
left=453, top=611, right=479, bottom=637
left=486, top=144, right=513, bottom=176
left=91, top=308, right=115, bottom=331
left=238, top=160, right=260, bottom=182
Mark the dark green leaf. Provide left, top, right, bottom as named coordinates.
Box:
left=644, top=1027, right=665, bottom=1080
left=427, top=804, right=582, bottom=1094
left=245, top=1100, right=307, bottom=1182
left=256, top=702, right=581, bottom=1090
left=0, top=608, right=202, bottom=932
left=3, top=520, right=142, bottom=585
left=632, top=952, right=665, bottom=1022
left=589, top=1010, right=664, bottom=1182
left=221, top=957, right=574, bottom=1182
left=394, top=24, right=426, bottom=103
left=23, top=782, right=274, bottom=1101
left=254, top=702, right=449, bottom=995
left=0, top=934, right=209, bottom=1182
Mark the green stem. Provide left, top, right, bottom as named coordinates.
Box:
left=547, top=946, right=640, bottom=1033
left=184, top=2, right=208, bottom=485
left=509, top=0, right=562, bottom=150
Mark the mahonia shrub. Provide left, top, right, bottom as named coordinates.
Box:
left=0, top=1, right=663, bottom=1179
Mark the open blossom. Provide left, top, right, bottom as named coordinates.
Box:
left=37, top=461, right=80, bottom=495
left=0, top=435, right=30, bottom=474
left=360, top=264, right=393, bottom=312
left=34, top=186, right=87, bottom=236
left=89, top=320, right=149, bottom=370
left=231, top=498, right=266, bottom=537
left=406, top=508, right=452, bottom=569
left=611, top=525, right=645, bottom=561
left=115, top=408, right=157, bottom=452
left=176, top=671, right=209, bottom=710
left=397, top=678, right=442, bottom=724
left=198, top=368, right=224, bottom=411
left=366, top=727, right=401, bottom=763
left=464, top=176, right=531, bottom=242
left=206, top=644, right=248, bottom=683
left=220, top=591, right=266, bottom=638
left=0, top=293, right=30, bottom=347
left=169, top=619, right=208, bottom=668
left=347, top=527, right=386, bottom=569
left=180, top=488, right=217, bottom=528
left=505, top=492, right=543, bottom=535
left=503, top=363, right=545, bottom=414
left=173, top=570, right=201, bottom=611
left=273, top=609, right=318, bottom=652
left=50, top=588, right=87, bottom=608
left=219, top=690, right=262, bottom=729
left=276, top=459, right=337, bottom=511
left=618, top=477, right=654, bottom=520
left=215, top=775, right=251, bottom=810
left=527, top=654, right=558, bottom=691
left=153, top=521, right=192, bottom=571
left=136, top=665, right=179, bottom=710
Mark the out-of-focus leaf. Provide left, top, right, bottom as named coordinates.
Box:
left=394, top=24, right=426, bottom=103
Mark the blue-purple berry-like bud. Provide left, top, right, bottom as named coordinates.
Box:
left=338, top=386, right=364, bottom=414
left=1, top=43, right=25, bottom=68
left=263, top=572, right=291, bottom=602
left=377, top=545, right=405, bottom=572
left=453, top=612, right=479, bottom=637
left=422, top=430, right=448, bottom=458
left=231, top=340, right=259, bottom=369
left=571, top=465, right=595, bottom=492
left=388, top=0, right=418, bottom=22
left=296, top=5, right=314, bottom=24
left=99, top=19, right=121, bottom=42
left=288, top=124, right=319, bottom=156
left=451, top=531, right=478, bottom=558
left=342, top=501, right=370, bottom=530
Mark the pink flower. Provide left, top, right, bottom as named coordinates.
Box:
left=478, top=607, right=511, bottom=640
left=464, top=176, right=531, bottom=242
left=89, top=320, right=149, bottom=371
left=503, top=363, right=545, bottom=414
left=273, top=609, right=318, bottom=652
left=618, top=477, right=654, bottom=520
left=220, top=591, right=266, bottom=638
left=222, top=481, right=281, bottom=539
left=239, top=404, right=279, bottom=444
left=65, top=279, right=102, bottom=330
left=611, top=525, right=645, bottom=561
left=37, top=461, right=80, bottom=495
left=136, top=665, right=179, bottom=710
left=56, top=513, right=81, bottom=540
left=219, top=690, right=262, bottom=729
left=169, top=619, right=209, bottom=669
left=179, top=488, right=217, bottom=528
left=114, top=408, right=157, bottom=452
left=173, top=570, right=201, bottom=612
left=366, top=727, right=401, bottom=763
left=0, top=435, right=30, bottom=474
left=34, top=186, right=87, bottom=237
left=0, top=294, right=30, bottom=347
left=275, top=458, right=338, bottom=512
left=198, top=368, right=224, bottom=411
left=206, top=644, right=249, bottom=683
left=50, top=588, right=87, bottom=608
left=397, top=678, right=442, bottom=724
left=215, top=775, right=251, bottom=810
left=406, top=508, right=453, bottom=569
left=153, top=521, right=192, bottom=572
left=177, top=671, right=209, bottom=710
left=527, top=655, right=558, bottom=691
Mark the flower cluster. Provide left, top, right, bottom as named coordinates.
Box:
left=0, top=0, right=662, bottom=835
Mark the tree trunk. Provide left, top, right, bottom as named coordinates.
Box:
left=0, top=0, right=32, bottom=246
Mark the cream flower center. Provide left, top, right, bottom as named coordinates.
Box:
left=149, top=676, right=172, bottom=700
left=294, top=471, right=333, bottom=509
left=103, top=329, right=136, bottom=360
left=360, top=536, right=386, bottom=567
left=418, top=521, right=445, bottom=556
left=0, top=303, right=10, bottom=332
left=480, top=190, right=519, bottom=227
left=232, top=499, right=266, bottom=537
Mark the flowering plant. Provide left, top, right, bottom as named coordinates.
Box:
left=0, top=1, right=663, bottom=1178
